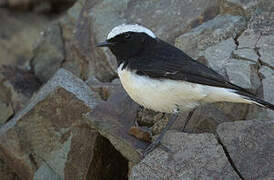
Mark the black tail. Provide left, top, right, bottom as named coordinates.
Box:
left=238, top=91, right=274, bottom=110
left=248, top=96, right=274, bottom=110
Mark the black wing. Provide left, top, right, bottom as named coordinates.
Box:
left=128, top=39, right=253, bottom=95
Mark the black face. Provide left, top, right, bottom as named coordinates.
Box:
left=97, top=32, right=154, bottom=60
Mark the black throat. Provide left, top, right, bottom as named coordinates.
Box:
left=115, top=37, right=158, bottom=70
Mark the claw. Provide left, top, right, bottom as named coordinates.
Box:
left=143, top=113, right=179, bottom=156
left=143, top=139, right=161, bottom=156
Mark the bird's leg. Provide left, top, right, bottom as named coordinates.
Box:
left=182, top=109, right=195, bottom=131
left=143, top=113, right=179, bottom=156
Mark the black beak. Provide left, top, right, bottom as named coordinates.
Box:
left=96, top=40, right=113, bottom=47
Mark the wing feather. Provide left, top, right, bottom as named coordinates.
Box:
left=128, top=39, right=253, bottom=96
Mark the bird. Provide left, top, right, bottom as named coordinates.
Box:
left=97, top=24, right=274, bottom=155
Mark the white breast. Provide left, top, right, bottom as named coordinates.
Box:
left=117, top=63, right=251, bottom=113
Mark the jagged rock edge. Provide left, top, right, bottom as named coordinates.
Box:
left=215, top=134, right=244, bottom=179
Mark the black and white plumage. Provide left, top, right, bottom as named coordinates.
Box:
left=97, top=24, right=274, bottom=113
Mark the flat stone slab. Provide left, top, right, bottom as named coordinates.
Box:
left=217, top=120, right=274, bottom=179
left=129, top=131, right=239, bottom=179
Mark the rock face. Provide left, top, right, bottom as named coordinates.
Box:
left=220, top=0, right=260, bottom=18
left=0, top=69, right=132, bottom=180
left=31, top=0, right=91, bottom=83
left=31, top=0, right=221, bottom=82
left=31, top=23, right=65, bottom=83
left=0, top=69, right=101, bottom=179
left=175, top=14, right=246, bottom=59
left=0, top=0, right=274, bottom=179
left=87, top=84, right=146, bottom=163
left=0, top=9, right=49, bottom=67
left=87, top=0, right=220, bottom=81
left=259, top=66, right=274, bottom=120
left=217, top=120, right=274, bottom=179
left=130, top=131, right=239, bottom=179
left=201, top=38, right=260, bottom=91
left=0, top=0, right=76, bottom=12
left=0, top=84, right=13, bottom=126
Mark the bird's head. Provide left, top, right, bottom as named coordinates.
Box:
left=97, top=24, right=157, bottom=59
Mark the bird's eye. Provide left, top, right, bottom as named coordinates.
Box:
left=124, top=33, right=131, bottom=39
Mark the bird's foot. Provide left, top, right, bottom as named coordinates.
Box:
left=143, top=113, right=179, bottom=157
left=143, top=138, right=161, bottom=156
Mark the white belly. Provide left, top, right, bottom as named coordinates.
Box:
left=117, top=64, right=206, bottom=113
left=117, top=63, right=250, bottom=113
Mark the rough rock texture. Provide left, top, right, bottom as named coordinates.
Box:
left=59, top=0, right=90, bottom=80
left=232, top=25, right=274, bottom=120
left=31, top=0, right=90, bottom=83
left=31, top=23, right=65, bottom=83
left=175, top=14, right=246, bottom=59
left=0, top=69, right=101, bottom=179
left=202, top=38, right=260, bottom=91
left=217, top=120, right=274, bottom=179
left=130, top=131, right=239, bottom=179
left=32, top=0, right=220, bottom=82
left=87, top=84, right=147, bottom=163
left=1, top=0, right=274, bottom=179
left=257, top=35, right=274, bottom=69
left=0, top=157, right=20, bottom=180
left=176, top=37, right=260, bottom=134
left=1, top=66, right=42, bottom=112
left=0, top=100, right=13, bottom=126
left=87, top=0, right=220, bottom=81
left=0, top=0, right=76, bottom=12
left=220, top=0, right=260, bottom=18
left=259, top=66, right=274, bottom=120
left=0, top=83, right=13, bottom=126
left=0, top=9, right=49, bottom=67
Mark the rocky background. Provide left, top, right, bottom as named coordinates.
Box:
left=0, top=0, right=273, bottom=179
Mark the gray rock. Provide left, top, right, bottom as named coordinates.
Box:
left=249, top=0, right=274, bottom=35
left=223, top=0, right=259, bottom=11
left=87, top=85, right=144, bottom=163
left=91, top=0, right=219, bottom=43
left=175, top=15, right=246, bottom=59
left=83, top=0, right=220, bottom=81
left=1, top=65, right=42, bottom=112
left=220, top=0, right=259, bottom=18
left=259, top=66, right=274, bottom=120
left=129, top=131, right=239, bottom=179
left=224, top=58, right=259, bottom=91
left=30, top=0, right=92, bottom=83
left=185, top=37, right=262, bottom=133
left=183, top=102, right=250, bottom=134
left=34, top=163, right=61, bottom=180
left=232, top=48, right=258, bottom=62
left=237, top=29, right=260, bottom=49
left=229, top=17, right=274, bottom=120
left=59, top=0, right=91, bottom=80
left=201, top=38, right=236, bottom=75
left=217, top=120, right=274, bottom=179
left=257, top=35, right=274, bottom=69
left=31, top=23, right=65, bottom=83
left=202, top=38, right=260, bottom=91
left=0, top=9, right=49, bottom=67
